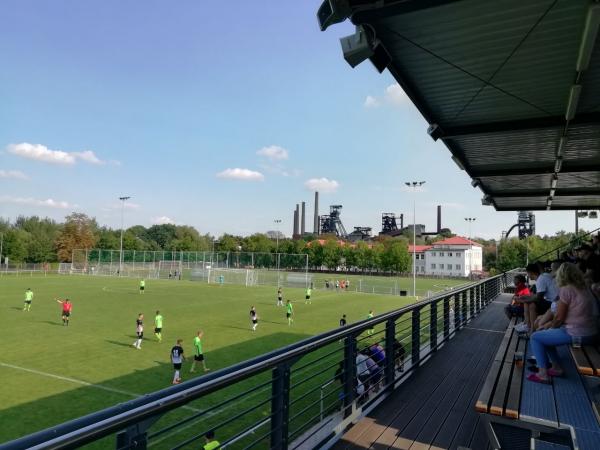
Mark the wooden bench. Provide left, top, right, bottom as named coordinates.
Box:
left=476, top=325, right=600, bottom=449
left=475, top=317, right=525, bottom=419
left=570, top=344, right=600, bottom=377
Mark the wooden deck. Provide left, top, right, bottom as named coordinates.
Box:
left=332, top=294, right=512, bottom=450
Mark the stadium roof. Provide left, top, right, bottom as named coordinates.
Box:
left=319, top=0, right=600, bottom=211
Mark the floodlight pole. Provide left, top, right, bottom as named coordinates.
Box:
left=405, top=181, right=425, bottom=298
left=465, top=218, right=476, bottom=278
left=274, top=219, right=282, bottom=287
left=118, top=196, right=131, bottom=277
left=0, top=232, right=3, bottom=269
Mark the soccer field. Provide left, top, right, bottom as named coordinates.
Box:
left=0, top=275, right=465, bottom=447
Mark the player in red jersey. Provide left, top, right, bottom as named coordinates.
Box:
left=55, top=298, right=72, bottom=326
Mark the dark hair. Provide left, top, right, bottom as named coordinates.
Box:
left=526, top=263, right=540, bottom=274
left=514, top=274, right=526, bottom=284
left=205, top=430, right=215, bottom=440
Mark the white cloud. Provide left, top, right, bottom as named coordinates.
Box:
left=304, top=177, right=340, bottom=193
left=0, top=170, right=28, bottom=180
left=151, top=216, right=175, bottom=225
left=257, top=145, right=289, bottom=161
left=364, top=84, right=410, bottom=109
left=0, top=195, right=74, bottom=209
left=6, top=142, right=115, bottom=166
left=385, top=84, right=409, bottom=105
left=216, top=168, right=265, bottom=181
left=364, top=95, right=380, bottom=108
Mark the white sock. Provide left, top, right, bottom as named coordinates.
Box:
left=253, top=324, right=257, bottom=331
left=174, top=370, right=180, bottom=381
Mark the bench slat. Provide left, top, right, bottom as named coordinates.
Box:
left=489, top=328, right=519, bottom=416
left=475, top=318, right=517, bottom=414
left=475, top=359, right=503, bottom=414
left=571, top=346, right=594, bottom=376
left=583, top=346, right=600, bottom=376
left=505, top=337, right=526, bottom=419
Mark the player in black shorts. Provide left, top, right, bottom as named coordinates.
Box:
left=170, top=339, right=185, bottom=384
left=133, top=313, right=144, bottom=349
left=250, top=306, right=258, bottom=331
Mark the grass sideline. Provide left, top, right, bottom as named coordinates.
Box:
left=0, top=274, right=465, bottom=447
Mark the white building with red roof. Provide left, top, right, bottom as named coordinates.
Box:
left=409, top=236, right=482, bottom=278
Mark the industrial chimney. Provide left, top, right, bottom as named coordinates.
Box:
left=400, top=213, right=404, bottom=230
left=293, top=205, right=299, bottom=237
left=301, top=202, right=306, bottom=235
left=437, top=205, right=442, bottom=233
left=313, top=191, right=319, bottom=235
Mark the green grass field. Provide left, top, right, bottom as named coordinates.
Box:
left=0, top=274, right=466, bottom=448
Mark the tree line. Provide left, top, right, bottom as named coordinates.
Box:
left=0, top=213, right=587, bottom=273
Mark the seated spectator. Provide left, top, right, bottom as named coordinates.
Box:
left=504, top=275, right=530, bottom=319
left=355, top=351, right=370, bottom=390
left=515, top=263, right=558, bottom=334
left=527, top=263, right=598, bottom=383
left=369, top=342, right=386, bottom=367
left=533, top=261, right=562, bottom=331
left=393, top=339, right=406, bottom=372
left=364, top=351, right=382, bottom=393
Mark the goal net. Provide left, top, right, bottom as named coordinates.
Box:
left=190, top=268, right=258, bottom=287
left=157, top=260, right=183, bottom=279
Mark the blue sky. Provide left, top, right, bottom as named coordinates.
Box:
left=0, top=0, right=583, bottom=239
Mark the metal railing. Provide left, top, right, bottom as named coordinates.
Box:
left=0, top=274, right=509, bottom=450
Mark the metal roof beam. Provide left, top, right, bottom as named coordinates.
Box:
left=351, top=0, right=464, bottom=23
left=490, top=188, right=600, bottom=198
left=441, top=112, right=600, bottom=139
left=471, top=162, right=600, bottom=177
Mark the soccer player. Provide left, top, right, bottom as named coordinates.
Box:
left=133, top=313, right=144, bottom=349
left=367, top=310, right=374, bottom=336
left=305, top=286, right=312, bottom=304
left=55, top=298, right=72, bottom=326
left=277, top=287, right=283, bottom=307
left=339, top=314, right=347, bottom=327
left=250, top=306, right=258, bottom=331
left=154, top=310, right=163, bottom=342
left=170, top=339, right=185, bottom=384
left=139, top=279, right=145, bottom=294
left=190, top=330, right=209, bottom=373
left=286, top=300, right=294, bottom=326
left=23, top=288, right=34, bottom=311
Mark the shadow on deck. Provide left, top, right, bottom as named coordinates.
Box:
left=332, top=294, right=512, bottom=450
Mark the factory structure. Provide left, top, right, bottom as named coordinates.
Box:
left=290, top=192, right=451, bottom=241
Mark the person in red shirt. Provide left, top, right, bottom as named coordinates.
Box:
left=56, top=298, right=72, bottom=326
left=504, top=275, right=530, bottom=319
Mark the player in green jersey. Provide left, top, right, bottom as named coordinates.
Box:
left=190, top=330, right=209, bottom=373
left=367, top=310, right=374, bottom=335
left=139, top=279, right=145, bottom=294
left=305, top=287, right=312, bottom=305
left=23, top=288, right=34, bottom=311
left=154, top=310, right=163, bottom=342
left=286, top=300, right=294, bottom=326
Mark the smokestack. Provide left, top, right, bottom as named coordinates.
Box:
left=400, top=213, right=404, bottom=230
left=294, top=204, right=300, bottom=236
left=301, top=202, right=306, bottom=235
left=437, top=205, right=442, bottom=233
left=314, top=191, right=319, bottom=234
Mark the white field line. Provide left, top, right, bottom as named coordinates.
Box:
left=0, top=361, right=201, bottom=413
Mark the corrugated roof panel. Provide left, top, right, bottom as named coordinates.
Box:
left=375, top=0, right=587, bottom=127
left=494, top=197, right=548, bottom=208
left=552, top=196, right=600, bottom=208
left=482, top=174, right=553, bottom=192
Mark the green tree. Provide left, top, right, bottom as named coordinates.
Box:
left=323, top=239, right=342, bottom=269
left=381, top=239, right=410, bottom=273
